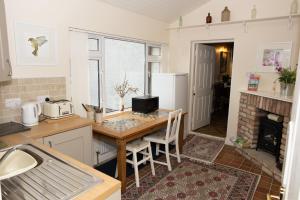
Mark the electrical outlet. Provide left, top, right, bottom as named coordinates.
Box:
left=5, top=98, right=21, bottom=109
left=36, top=95, right=49, bottom=103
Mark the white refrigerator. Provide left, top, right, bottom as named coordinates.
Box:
left=151, top=73, right=188, bottom=113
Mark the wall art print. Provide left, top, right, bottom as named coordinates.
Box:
left=15, top=23, right=57, bottom=66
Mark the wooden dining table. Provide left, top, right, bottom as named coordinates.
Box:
left=92, top=109, right=186, bottom=192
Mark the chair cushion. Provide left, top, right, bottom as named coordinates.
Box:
left=126, top=139, right=150, bottom=152
left=144, top=131, right=166, bottom=143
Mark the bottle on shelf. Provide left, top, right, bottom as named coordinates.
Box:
left=290, top=0, right=298, bottom=14
left=221, top=6, right=230, bottom=22
left=251, top=5, right=257, bottom=19
left=206, top=12, right=212, bottom=23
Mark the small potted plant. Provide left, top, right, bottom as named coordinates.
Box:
left=275, top=66, right=297, bottom=97
left=114, top=76, right=139, bottom=111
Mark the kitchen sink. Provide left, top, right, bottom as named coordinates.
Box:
left=0, top=144, right=102, bottom=200
left=0, top=149, right=38, bottom=181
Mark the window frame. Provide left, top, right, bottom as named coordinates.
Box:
left=88, top=34, right=162, bottom=115
left=88, top=35, right=104, bottom=108
left=146, top=44, right=162, bottom=95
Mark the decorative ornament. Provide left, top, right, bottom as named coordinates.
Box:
left=221, top=6, right=231, bottom=22
left=206, top=12, right=212, bottom=23
left=290, top=0, right=298, bottom=14
left=179, top=16, right=183, bottom=27
left=251, top=5, right=257, bottom=19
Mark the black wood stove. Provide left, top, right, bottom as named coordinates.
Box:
left=256, top=117, right=283, bottom=162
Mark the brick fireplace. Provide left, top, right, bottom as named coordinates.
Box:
left=237, top=92, right=292, bottom=162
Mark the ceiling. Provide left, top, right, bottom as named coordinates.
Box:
left=99, top=0, right=210, bottom=22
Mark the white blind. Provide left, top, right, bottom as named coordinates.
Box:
left=70, top=31, right=89, bottom=117
left=104, top=38, right=145, bottom=110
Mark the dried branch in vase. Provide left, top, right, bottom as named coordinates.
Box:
left=114, top=76, right=139, bottom=98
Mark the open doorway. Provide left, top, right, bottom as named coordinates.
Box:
left=189, top=41, right=234, bottom=139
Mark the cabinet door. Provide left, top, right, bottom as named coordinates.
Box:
left=44, top=126, right=93, bottom=166
left=0, top=0, right=12, bottom=81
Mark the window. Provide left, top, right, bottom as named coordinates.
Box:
left=88, top=59, right=100, bottom=106
left=87, top=35, right=162, bottom=113
left=146, top=45, right=162, bottom=94
left=104, top=38, right=145, bottom=111
left=88, top=38, right=99, bottom=51
left=88, top=36, right=103, bottom=107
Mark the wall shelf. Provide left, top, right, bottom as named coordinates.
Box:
left=167, top=14, right=300, bottom=30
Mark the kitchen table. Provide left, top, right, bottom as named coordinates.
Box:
left=92, top=109, right=186, bottom=192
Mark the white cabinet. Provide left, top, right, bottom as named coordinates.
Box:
left=43, top=126, right=93, bottom=166
left=0, top=0, right=12, bottom=81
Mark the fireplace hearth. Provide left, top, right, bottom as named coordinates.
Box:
left=237, top=91, right=292, bottom=180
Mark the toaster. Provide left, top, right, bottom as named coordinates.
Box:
left=43, top=100, right=74, bottom=119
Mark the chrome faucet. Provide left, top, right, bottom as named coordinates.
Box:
left=0, top=147, right=17, bottom=165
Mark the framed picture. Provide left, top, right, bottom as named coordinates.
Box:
left=220, top=51, right=228, bottom=73
left=256, top=42, right=292, bottom=72
left=15, top=23, right=57, bottom=66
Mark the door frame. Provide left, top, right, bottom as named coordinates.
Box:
left=281, top=51, right=300, bottom=199
left=188, top=38, right=235, bottom=139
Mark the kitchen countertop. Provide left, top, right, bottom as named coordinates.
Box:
left=0, top=116, right=121, bottom=200
left=21, top=116, right=94, bottom=139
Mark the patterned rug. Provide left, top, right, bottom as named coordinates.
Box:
left=122, top=157, right=260, bottom=200
left=182, top=134, right=225, bottom=163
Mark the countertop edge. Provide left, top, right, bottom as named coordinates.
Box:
left=23, top=116, right=94, bottom=139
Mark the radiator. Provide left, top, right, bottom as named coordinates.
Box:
left=93, top=138, right=117, bottom=166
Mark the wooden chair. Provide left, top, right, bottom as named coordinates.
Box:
left=143, top=109, right=182, bottom=171
left=115, top=139, right=155, bottom=187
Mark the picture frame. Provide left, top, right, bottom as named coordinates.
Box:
left=256, top=42, right=292, bottom=72
left=220, top=51, right=228, bottom=73
left=15, top=23, right=57, bottom=66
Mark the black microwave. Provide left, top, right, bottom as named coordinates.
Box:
left=132, top=96, right=159, bottom=114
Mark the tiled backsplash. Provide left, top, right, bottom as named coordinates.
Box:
left=0, top=77, right=66, bottom=123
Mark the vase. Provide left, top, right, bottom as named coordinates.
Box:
left=86, top=111, right=95, bottom=121
left=290, top=0, right=298, bottom=14
left=221, top=6, right=230, bottom=22
left=119, top=97, right=125, bottom=111
left=95, top=112, right=103, bottom=123
left=280, top=83, right=295, bottom=97
left=206, top=12, right=212, bottom=23
left=179, top=16, right=183, bottom=27
left=251, top=5, right=257, bottom=19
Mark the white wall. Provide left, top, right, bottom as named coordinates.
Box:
left=168, top=0, right=300, bottom=144
left=4, top=0, right=168, bottom=79
left=170, top=0, right=300, bottom=27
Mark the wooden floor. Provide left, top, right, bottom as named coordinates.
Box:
left=195, top=110, right=228, bottom=138
left=215, top=145, right=281, bottom=200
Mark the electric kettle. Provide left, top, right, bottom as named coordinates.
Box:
left=21, top=102, right=42, bottom=126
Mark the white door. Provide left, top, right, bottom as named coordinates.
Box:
left=281, top=52, right=300, bottom=200
left=191, top=44, right=216, bottom=130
